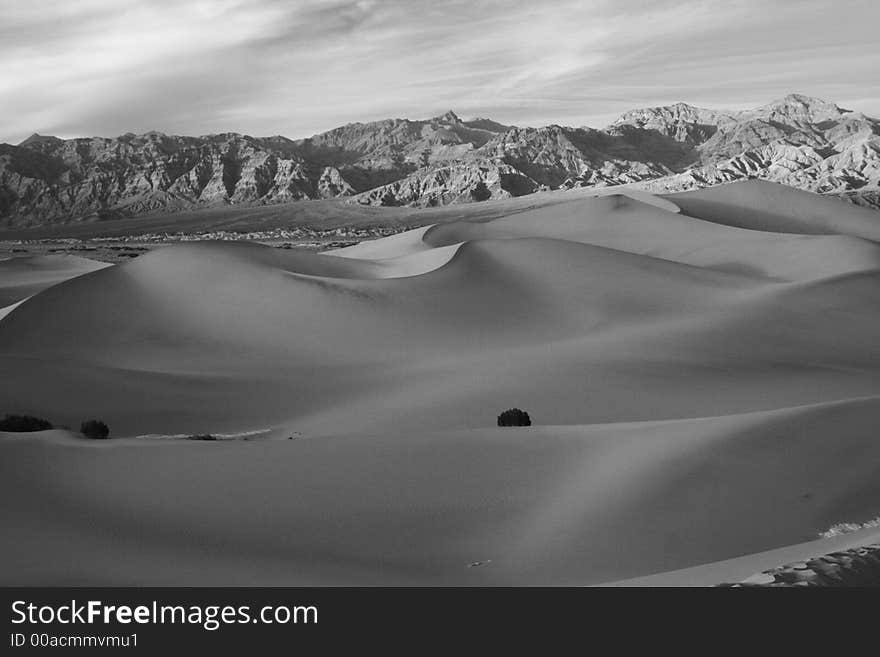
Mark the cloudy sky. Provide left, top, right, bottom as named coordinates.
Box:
left=1, top=0, right=878, bottom=143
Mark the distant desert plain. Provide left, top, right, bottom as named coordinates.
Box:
left=2, top=179, right=880, bottom=585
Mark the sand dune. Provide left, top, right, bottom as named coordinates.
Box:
left=3, top=395, right=880, bottom=585
left=1, top=180, right=879, bottom=585
left=421, top=193, right=880, bottom=281
left=4, top=235, right=878, bottom=436
left=339, top=189, right=880, bottom=281
left=0, top=299, right=27, bottom=322
left=0, top=253, right=109, bottom=307
left=665, top=179, right=880, bottom=240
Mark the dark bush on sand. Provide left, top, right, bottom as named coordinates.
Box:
left=0, top=414, right=54, bottom=432
left=497, top=408, right=531, bottom=427
left=186, top=434, right=218, bottom=441
left=80, top=419, right=110, bottom=439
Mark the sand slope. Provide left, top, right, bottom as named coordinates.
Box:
left=665, top=179, right=880, bottom=240
left=2, top=396, right=880, bottom=585
left=0, top=253, right=110, bottom=307
left=3, top=236, right=879, bottom=436
left=420, top=193, right=880, bottom=281
left=1, top=181, right=879, bottom=584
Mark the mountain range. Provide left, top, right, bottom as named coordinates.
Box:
left=2, top=94, right=879, bottom=227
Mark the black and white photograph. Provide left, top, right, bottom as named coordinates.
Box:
left=1, top=0, right=880, bottom=637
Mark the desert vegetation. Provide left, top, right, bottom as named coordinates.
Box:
left=80, top=419, right=110, bottom=439
left=1, top=413, right=111, bottom=440
left=497, top=408, right=531, bottom=427
left=0, top=414, right=53, bottom=432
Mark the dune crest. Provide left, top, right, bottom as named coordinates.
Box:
left=0, top=253, right=110, bottom=307
left=665, top=179, right=880, bottom=240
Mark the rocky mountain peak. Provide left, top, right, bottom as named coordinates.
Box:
left=17, top=133, right=62, bottom=148
left=437, top=110, right=462, bottom=124
left=756, top=93, right=847, bottom=122
left=776, top=93, right=839, bottom=108
left=465, top=117, right=512, bottom=132
left=614, top=101, right=721, bottom=123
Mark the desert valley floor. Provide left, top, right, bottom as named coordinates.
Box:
left=2, top=180, right=880, bottom=585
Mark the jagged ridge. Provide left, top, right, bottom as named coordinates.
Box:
left=2, top=94, right=879, bottom=226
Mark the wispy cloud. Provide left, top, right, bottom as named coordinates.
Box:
left=1, top=0, right=878, bottom=143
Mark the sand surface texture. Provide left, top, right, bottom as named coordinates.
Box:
left=1, top=180, right=879, bottom=585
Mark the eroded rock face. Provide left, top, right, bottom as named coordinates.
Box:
left=2, top=94, right=879, bottom=224
left=633, top=133, right=880, bottom=196
left=603, top=94, right=880, bottom=197
left=357, top=94, right=880, bottom=208
left=840, top=189, right=880, bottom=210
left=612, top=102, right=735, bottom=147
left=352, top=161, right=542, bottom=207
left=0, top=112, right=511, bottom=226
left=0, top=133, right=329, bottom=226
left=316, top=167, right=356, bottom=199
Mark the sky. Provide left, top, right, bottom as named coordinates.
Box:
left=1, top=0, right=879, bottom=143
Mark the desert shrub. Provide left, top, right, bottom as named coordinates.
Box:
left=80, top=419, right=110, bottom=439
left=186, top=434, right=218, bottom=441
left=0, top=414, right=53, bottom=432
left=497, top=408, right=531, bottom=427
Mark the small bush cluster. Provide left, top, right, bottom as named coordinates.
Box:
left=80, top=419, right=110, bottom=440
left=497, top=408, right=531, bottom=427
left=2, top=413, right=111, bottom=439
left=0, top=414, right=53, bottom=432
